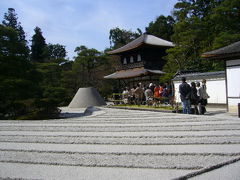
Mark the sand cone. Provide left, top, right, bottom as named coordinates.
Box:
left=68, top=87, right=106, bottom=108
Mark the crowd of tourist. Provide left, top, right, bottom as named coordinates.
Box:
left=120, top=82, right=173, bottom=106
left=113, top=77, right=210, bottom=115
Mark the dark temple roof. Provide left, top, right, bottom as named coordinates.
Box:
left=172, top=71, right=225, bottom=81
left=104, top=67, right=165, bottom=79
left=108, top=34, right=174, bottom=55
left=202, top=41, right=240, bottom=60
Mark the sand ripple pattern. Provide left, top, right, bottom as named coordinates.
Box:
left=0, top=107, right=240, bottom=179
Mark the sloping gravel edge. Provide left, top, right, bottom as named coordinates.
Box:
left=106, top=106, right=173, bottom=113
left=173, top=157, right=240, bottom=180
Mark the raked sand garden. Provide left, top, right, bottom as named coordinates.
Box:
left=0, top=107, right=240, bottom=180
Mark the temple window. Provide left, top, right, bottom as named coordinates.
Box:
left=123, top=58, right=127, bottom=64
left=130, top=56, right=134, bottom=63
left=137, top=54, right=141, bottom=62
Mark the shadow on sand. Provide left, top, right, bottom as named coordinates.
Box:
left=59, top=106, right=103, bottom=118
left=206, top=110, right=227, bottom=116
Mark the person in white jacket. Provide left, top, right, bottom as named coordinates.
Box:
left=197, top=79, right=210, bottom=114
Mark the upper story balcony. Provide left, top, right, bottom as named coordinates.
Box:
left=116, top=61, right=145, bottom=71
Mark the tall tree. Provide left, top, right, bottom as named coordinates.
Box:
left=46, top=43, right=67, bottom=64
left=0, top=25, right=40, bottom=119
left=60, top=45, right=113, bottom=98
left=163, top=0, right=239, bottom=73
left=146, top=15, right=175, bottom=41
left=209, top=0, right=240, bottom=49
left=2, top=8, right=29, bottom=57
left=30, top=27, right=48, bottom=62
left=73, top=45, right=101, bottom=87
left=109, top=27, right=142, bottom=49
left=0, top=9, right=66, bottom=119
left=2, top=8, right=18, bottom=29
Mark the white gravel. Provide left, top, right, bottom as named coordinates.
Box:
left=1, top=143, right=240, bottom=154
left=1, top=150, right=238, bottom=169
left=0, top=162, right=192, bottom=180
left=190, top=160, right=240, bottom=180
left=0, top=107, right=239, bottom=179
left=1, top=130, right=240, bottom=136
left=1, top=134, right=240, bottom=145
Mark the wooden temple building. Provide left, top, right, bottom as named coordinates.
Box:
left=104, top=33, right=174, bottom=87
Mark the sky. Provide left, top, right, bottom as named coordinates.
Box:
left=0, top=0, right=178, bottom=59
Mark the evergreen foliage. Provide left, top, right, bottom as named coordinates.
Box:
left=70, top=46, right=114, bottom=98
left=163, top=0, right=240, bottom=74
left=109, top=27, right=142, bottom=49
left=0, top=9, right=62, bottom=119
left=2, top=8, right=29, bottom=57
left=46, top=43, right=67, bottom=64
left=30, top=27, right=48, bottom=62
left=0, top=25, right=41, bottom=119
left=146, top=15, right=175, bottom=41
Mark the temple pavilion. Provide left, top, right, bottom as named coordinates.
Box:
left=104, top=33, right=174, bottom=87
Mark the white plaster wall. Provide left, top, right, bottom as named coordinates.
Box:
left=226, top=66, right=240, bottom=98
left=226, top=60, right=240, bottom=114
left=206, top=80, right=226, bottom=104
left=173, top=79, right=226, bottom=104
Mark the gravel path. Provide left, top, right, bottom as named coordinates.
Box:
left=0, top=107, right=240, bottom=179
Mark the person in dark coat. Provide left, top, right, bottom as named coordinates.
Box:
left=179, top=77, right=191, bottom=114
left=190, top=82, right=199, bottom=114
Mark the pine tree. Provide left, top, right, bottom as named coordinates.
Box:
left=109, top=27, right=142, bottom=49
left=0, top=25, right=41, bottom=119
left=46, top=43, right=67, bottom=64
left=2, top=8, right=18, bottom=29
left=145, top=15, right=175, bottom=41
left=31, top=27, right=48, bottom=62
left=2, top=8, right=29, bottom=57
left=163, top=0, right=239, bottom=73
left=0, top=9, right=62, bottom=119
